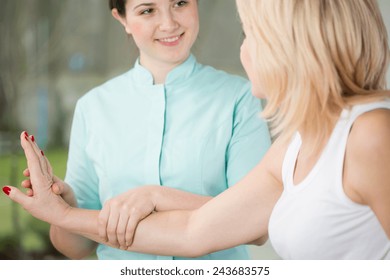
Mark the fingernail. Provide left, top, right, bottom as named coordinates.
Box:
left=41, top=150, right=45, bottom=156
left=2, top=186, right=11, bottom=196
left=24, top=131, right=29, bottom=137
left=31, top=135, right=35, bottom=142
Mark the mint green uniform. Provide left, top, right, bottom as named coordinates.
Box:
left=65, top=55, right=271, bottom=259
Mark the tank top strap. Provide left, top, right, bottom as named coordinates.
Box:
left=343, top=99, right=390, bottom=129
left=281, top=132, right=302, bottom=189
left=282, top=99, right=390, bottom=192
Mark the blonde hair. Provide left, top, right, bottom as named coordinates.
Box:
left=237, top=0, right=390, bottom=148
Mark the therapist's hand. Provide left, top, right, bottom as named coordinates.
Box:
left=2, top=131, right=71, bottom=224
left=98, top=186, right=159, bottom=249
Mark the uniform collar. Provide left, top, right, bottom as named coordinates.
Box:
left=133, top=54, right=197, bottom=86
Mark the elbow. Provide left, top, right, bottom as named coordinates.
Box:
left=49, top=226, right=96, bottom=260
left=180, top=245, right=208, bottom=259
left=181, top=236, right=212, bottom=258
left=249, top=234, right=269, bottom=246
left=179, top=234, right=208, bottom=259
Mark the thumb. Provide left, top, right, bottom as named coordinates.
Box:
left=51, top=182, right=63, bottom=195
left=2, top=186, right=31, bottom=207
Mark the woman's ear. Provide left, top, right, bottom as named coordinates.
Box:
left=111, top=8, right=131, bottom=34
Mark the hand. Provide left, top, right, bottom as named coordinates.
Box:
left=98, top=186, right=159, bottom=249
left=22, top=169, right=78, bottom=207
left=2, top=131, right=71, bottom=224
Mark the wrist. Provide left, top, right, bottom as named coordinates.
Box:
left=51, top=201, right=73, bottom=228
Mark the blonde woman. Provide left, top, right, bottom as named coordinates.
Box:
left=4, top=0, right=390, bottom=259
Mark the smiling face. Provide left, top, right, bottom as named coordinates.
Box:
left=113, top=0, right=199, bottom=71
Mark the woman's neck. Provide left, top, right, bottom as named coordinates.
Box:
left=140, top=57, right=187, bottom=85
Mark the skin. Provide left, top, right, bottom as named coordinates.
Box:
left=11, top=131, right=281, bottom=256
left=4, top=0, right=390, bottom=259
left=9, top=103, right=390, bottom=257
left=240, top=27, right=265, bottom=99
left=112, top=0, right=199, bottom=84
left=17, top=0, right=211, bottom=259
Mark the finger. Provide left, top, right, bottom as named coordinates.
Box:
left=2, top=186, right=31, bottom=208
left=21, top=179, right=32, bottom=189
left=26, top=188, right=34, bottom=197
left=116, top=212, right=130, bottom=248
left=28, top=135, right=53, bottom=183
left=43, top=153, right=53, bottom=177
left=24, top=133, right=50, bottom=177
left=37, top=147, right=53, bottom=178
left=20, top=132, right=44, bottom=177
left=41, top=153, right=53, bottom=184
left=51, top=183, right=63, bottom=195
left=20, top=132, right=53, bottom=189
left=23, top=168, right=30, bottom=177
left=125, top=213, right=141, bottom=246
left=21, top=179, right=33, bottom=196
left=28, top=134, right=43, bottom=158
left=20, top=131, right=47, bottom=182
left=106, top=209, right=120, bottom=247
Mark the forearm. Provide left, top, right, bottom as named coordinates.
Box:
left=48, top=179, right=96, bottom=259
left=128, top=210, right=202, bottom=257
left=50, top=225, right=97, bottom=259
left=129, top=179, right=274, bottom=257
left=54, top=206, right=197, bottom=257
left=154, top=186, right=212, bottom=211
left=52, top=156, right=280, bottom=258
left=134, top=145, right=284, bottom=256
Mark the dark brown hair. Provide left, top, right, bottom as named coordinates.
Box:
left=109, top=0, right=199, bottom=16
left=109, top=0, right=126, bottom=16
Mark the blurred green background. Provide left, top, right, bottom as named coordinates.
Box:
left=0, top=148, right=67, bottom=259
left=1, top=0, right=389, bottom=260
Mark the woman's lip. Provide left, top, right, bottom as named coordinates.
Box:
left=157, top=33, right=184, bottom=45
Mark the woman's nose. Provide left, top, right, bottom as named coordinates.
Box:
left=159, top=11, right=179, bottom=32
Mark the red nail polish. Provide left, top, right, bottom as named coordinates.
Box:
left=25, top=136, right=28, bottom=141
left=31, top=135, right=35, bottom=142
left=2, top=186, right=11, bottom=196
left=41, top=150, right=45, bottom=156
left=24, top=131, right=29, bottom=137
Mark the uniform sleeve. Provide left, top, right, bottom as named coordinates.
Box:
left=64, top=100, right=101, bottom=210
left=226, top=83, right=271, bottom=187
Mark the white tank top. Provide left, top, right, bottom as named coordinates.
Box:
left=268, top=100, right=390, bottom=259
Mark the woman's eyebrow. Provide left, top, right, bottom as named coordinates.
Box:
left=133, top=0, right=176, bottom=10
left=133, top=3, right=155, bottom=11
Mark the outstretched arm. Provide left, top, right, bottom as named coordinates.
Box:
left=98, top=185, right=213, bottom=248
left=128, top=155, right=282, bottom=257
left=3, top=131, right=283, bottom=257
left=18, top=132, right=214, bottom=258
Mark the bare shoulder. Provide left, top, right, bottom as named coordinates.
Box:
left=350, top=108, right=390, bottom=146
left=348, top=108, right=390, bottom=161
left=344, top=108, right=390, bottom=204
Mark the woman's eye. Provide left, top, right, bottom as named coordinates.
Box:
left=175, top=1, right=188, bottom=8
left=140, top=8, right=154, bottom=15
